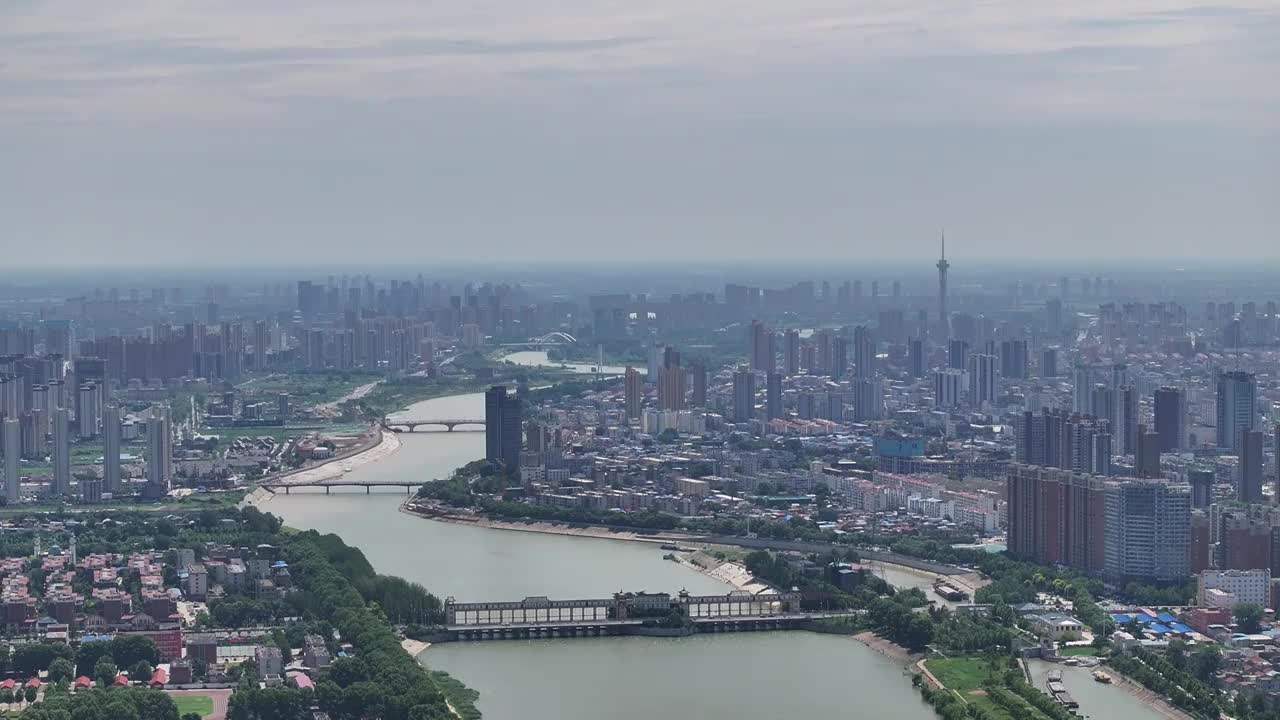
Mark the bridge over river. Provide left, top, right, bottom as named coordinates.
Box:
left=382, top=417, right=485, bottom=432
left=439, top=589, right=860, bottom=642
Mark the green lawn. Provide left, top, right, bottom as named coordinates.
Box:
left=926, top=657, right=1016, bottom=720
left=1059, top=645, right=1100, bottom=657
left=172, top=694, right=214, bottom=717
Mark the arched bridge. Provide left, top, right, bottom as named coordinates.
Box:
left=498, top=331, right=579, bottom=348
left=382, top=418, right=486, bottom=432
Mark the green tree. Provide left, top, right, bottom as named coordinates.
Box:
left=48, top=656, right=74, bottom=683
left=1234, top=603, right=1264, bottom=634
left=95, top=656, right=119, bottom=689
left=131, top=659, right=154, bottom=682
left=23, top=685, right=36, bottom=704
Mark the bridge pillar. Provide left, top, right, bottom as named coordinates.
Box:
left=366, top=486, right=371, bottom=494
left=284, top=486, right=290, bottom=495
left=326, top=487, right=330, bottom=495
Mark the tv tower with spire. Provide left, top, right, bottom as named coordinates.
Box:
left=937, top=232, right=950, bottom=339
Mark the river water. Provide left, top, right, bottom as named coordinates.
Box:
left=262, top=390, right=961, bottom=719
left=501, top=349, right=630, bottom=375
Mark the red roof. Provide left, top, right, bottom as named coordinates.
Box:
left=0, top=679, right=13, bottom=690
left=114, top=674, right=129, bottom=686
left=149, top=668, right=167, bottom=686
left=288, top=672, right=314, bottom=690
left=74, top=676, right=92, bottom=688
left=24, top=678, right=41, bottom=688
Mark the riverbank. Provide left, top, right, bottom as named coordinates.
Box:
left=266, top=429, right=402, bottom=489
left=1106, top=668, right=1197, bottom=720
left=675, top=551, right=773, bottom=594
left=403, top=506, right=706, bottom=545
left=853, top=631, right=921, bottom=667
left=401, top=638, right=431, bottom=658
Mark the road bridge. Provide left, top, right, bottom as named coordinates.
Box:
left=382, top=418, right=485, bottom=432
left=445, top=589, right=803, bottom=626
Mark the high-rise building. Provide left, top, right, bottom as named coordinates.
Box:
left=1103, top=479, right=1190, bottom=582
left=1134, top=424, right=1161, bottom=478
left=937, top=233, right=950, bottom=338
left=689, top=365, right=708, bottom=408
left=1153, top=387, right=1184, bottom=452
left=749, top=321, right=774, bottom=373
left=1040, top=348, right=1058, bottom=378
left=852, top=379, right=882, bottom=421
left=145, top=405, right=172, bottom=498
left=766, top=373, right=782, bottom=420
left=783, top=330, right=800, bottom=377
left=947, top=339, right=968, bottom=371
left=253, top=319, right=268, bottom=371
left=484, top=386, right=522, bottom=468
left=852, top=326, right=874, bottom=379
left=968, top=354, right=998, bottom=407
left=52, top=407, right=71, bottom=497
left=1238, top=429, right=1264, bottom=503
left=1072, top=364, right=1093, bottom=414
left=732, top=369, right=755, bottom=424
left=830, top=337, right=848, bottom=380
left=1188, top=466, right=1214, bottom=508
left=999, top=339, right=1028, bottom=380
left=624, top=367, right=642, bottom=420
left=657, top=366, right=687, bottom=411
left=908, top=338, right=925, bottom=379
left=1217, top=370, right=1257, bottom=452
left=1118, top=386, right=1138, bottom=457
left=3, top=418, right=19, bottom=503
left=933, top=370, right=962, bottom=409
left=1006, top=464, right=1106, bottom=574
left=103, top=404, right=121, bottom=495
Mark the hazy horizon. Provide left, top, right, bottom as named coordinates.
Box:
left=2, top=1, right=1277, bottom=268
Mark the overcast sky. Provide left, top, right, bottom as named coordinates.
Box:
left=2, top=0, right=1277, bottom=269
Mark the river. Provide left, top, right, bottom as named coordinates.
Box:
left=501, top=349, right=631, bottom=375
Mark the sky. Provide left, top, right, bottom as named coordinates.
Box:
left=1, top=1, right=1278, bottom=269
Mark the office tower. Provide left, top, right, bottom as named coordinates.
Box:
left=1153, top=387, right=1185, bottom=452
left=1103, top=479, right=1190, bottom=582
left=1217, top=370, right=1257, bottom=452
left=1135, top=424, right=1161, bottom=478
left=1040, top=348, right=1057, bottom=378
left=1188, top=466, right=1214, bottom=508
left=646, top=342, right=660, bottom=385
left=967, top=354, right=998, bottom=407
left=690, top=365, right=708, bottom=408
left=1046, top=298, right=1063, bottom=335
left=657, top=366, right=687, bottom=411
left=947, top=339, right=968, bottom=371
left=1119, top=386, right=1138, bottom=457
left=749, top=320, right=774, bottom=373
left=766, top=373, right=782, bottom=420
left=815, top=331, right=832, bottom=374
left=732, top=368, right=755, bottom=423
left=852, top=326, right=874, bottom=379
left=783, top=330, right=800, bottom=376
left=3, top=418, right=19, bottom=503
left=145, top=405, right=173, bottom=497
left=1238, top=429, right=1264, bottom=502
left=103, top=404, right=121, bottom=495
left=1005, top=464, right=1106, bottom=573
left=77, top=382, right=100, bottom=439
left=936, top=232, right=949, bottom=338
left=852, top=379, right=882, bottom=422
left=934, top=370, right=962, bottom=409
left=999, top=339, right=1028, bottom=380
left=253, top=319, right=268, bottom=371
left=908, top=338, right=924, bottom=379
left=830, top=337, right=848, bottom=380
left=662, top=345, right=681, bottom=370
left=52, top=407, right=71, bottom=497
left=624, top=367, right=642, bottom=420
left=484, top=386, right=522, bottom=468
left=1069, top=365, right=1091, bottom=414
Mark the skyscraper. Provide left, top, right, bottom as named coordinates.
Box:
left=999, top=339, right=1028, bottom=380
left=624, top=367, right=642, bottom=420
left=783, top=330, right=800, bottom=377
left=934, top=370, right=963, bottom=409
left=1134, top=424, right=1161, bottom=479
left=52, top=407, right=71, bottom=497
left=1040, top=348, right=1058, bottom=378
left=968, top=354, right=998, bottom=408
left=749, top=320, right=774, bottom=373
left=852, top=379, right=882, bottom=421
left=690, top=364, right=708, bottom=408
left=103, top=404, right=121, bottom=494
left=3, top=418, right=19, bottom=504
left=1153, top=386, right=1184, bottom=452
left=732, top=368, right=755, bottom=423
left=484, top=386, right=522, bottom=468
left=766, top=372, right=782, bottom=420
left=908, top=338, right=925, bottom=379
left=145, top=404, right=173, bottom=498
left=1103, top=479, right=1190, bottom=582
left=1238, top=429, right=1264, bottom=503
left=657, top=366, right=687, bottom=411
left=852, top=326, right=874, bottom=379
left=1217, top=370, right=1257, bottom=452
left=937, top=232, right=950, bottom=338
left=947, top=339, right=968, bottom=371
left=831, top=337, right=848, bottom=380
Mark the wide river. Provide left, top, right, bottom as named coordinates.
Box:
left=264, top=390, right=1153, bottom=720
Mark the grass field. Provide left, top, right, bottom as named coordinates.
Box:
left=173, top=694, right=214, bottom=717
left=926, top=657, right=1015, bottom=720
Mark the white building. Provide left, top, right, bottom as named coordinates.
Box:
left=1198, top=569, right=1271, bottom=609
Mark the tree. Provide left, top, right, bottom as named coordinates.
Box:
left=131, top=660, right=154, bottom=682
left=95, top=656, right=119, bottom=689
left=1234, top=603, right=1264, bottom=634
left=112, top=636, right=161, bottom=668
left=48, top=656, right=74, bottom=683
left=0, top=687, right=12, bottom=705
left=23, top=685, right=36, bottom=704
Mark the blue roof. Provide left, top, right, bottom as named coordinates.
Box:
left=271, top=561, right=288, bottom=568
left=1157, top=613, right=1177, bottom=623
left=81, top=634, right=113, bottom=643
left=1148, top=623, right=1172, bottom=634
left=1111, top=614, right=1132, bottom=623
left=1169, top=623, right=1193, bottom=634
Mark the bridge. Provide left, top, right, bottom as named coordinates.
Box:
left=382, top=418, right=485, bottom=432
left=498, top=332, right=578, bottom=348
left=436, top=589, right=859, bottom=641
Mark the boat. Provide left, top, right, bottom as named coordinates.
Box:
left=932, top=577, right=969, bottom=601
left=1063, top=658, right=1080, bottom=666
left=1092, top=670, right=1112, bottom=683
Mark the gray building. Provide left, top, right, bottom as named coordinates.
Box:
left=1103, top=479, right=1190, bottom=582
